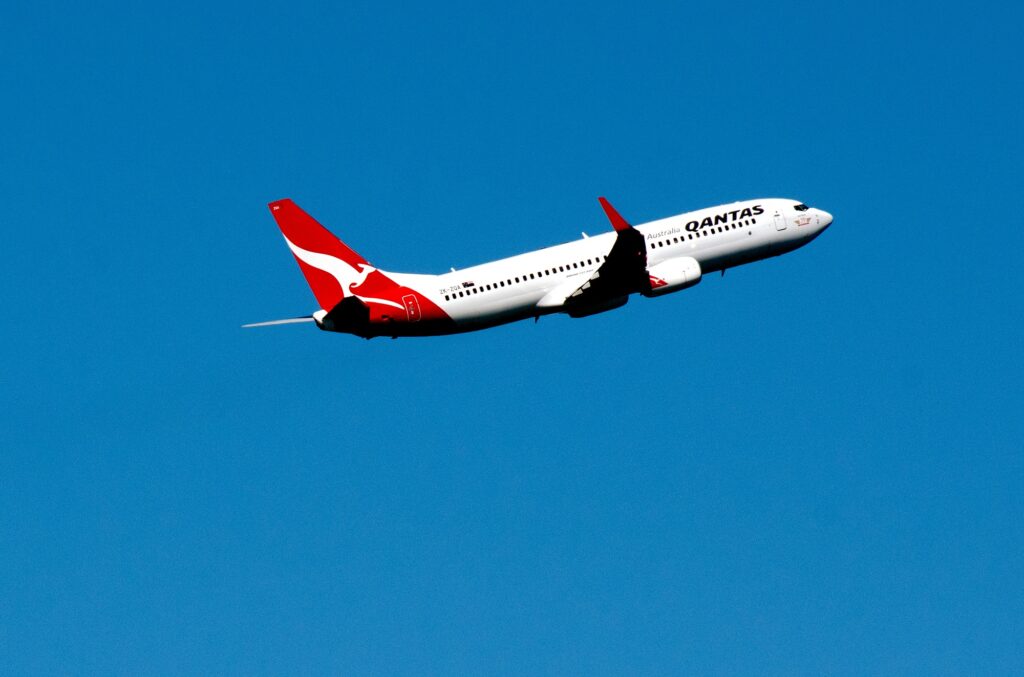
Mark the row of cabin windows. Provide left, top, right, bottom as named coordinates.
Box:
left=445, top=255, right=609, bottom=300
left=649, top=218, right=758, bottom=250
left=444, top=218, right=759, bottom=300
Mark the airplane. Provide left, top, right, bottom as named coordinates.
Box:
left=245, top=196, right=832, bottom=338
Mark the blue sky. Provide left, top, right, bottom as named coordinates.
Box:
left=2, top=1, right=1022, bottom=674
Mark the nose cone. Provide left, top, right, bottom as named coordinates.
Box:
left=815, top=208, right=831, bottom=232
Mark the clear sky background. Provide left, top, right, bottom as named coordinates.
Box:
left=2, top=1, right=1022, bottom=674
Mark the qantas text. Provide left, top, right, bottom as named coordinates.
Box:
left=684, top=205, right=764, bottom=232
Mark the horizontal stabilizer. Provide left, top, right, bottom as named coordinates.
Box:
left=242, top=316, right=315, bottom=328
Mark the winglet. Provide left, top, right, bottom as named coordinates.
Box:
left=598, top=197, right=632, bottom=232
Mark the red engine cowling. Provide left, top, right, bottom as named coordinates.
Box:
left=643, top=257, right=702, bottom=297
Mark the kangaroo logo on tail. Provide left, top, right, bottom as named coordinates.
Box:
left=282, top=236, right=403, bottom=310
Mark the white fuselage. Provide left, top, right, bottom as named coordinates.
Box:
left=390, top=198, right=831, bottom=330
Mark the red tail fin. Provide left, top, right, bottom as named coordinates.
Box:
left=268, top=199, right=372, bottom=310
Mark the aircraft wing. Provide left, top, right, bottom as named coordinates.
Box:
left=561, top=198, right=649, bottom=315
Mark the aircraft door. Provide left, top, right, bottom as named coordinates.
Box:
left=773, top=210, right=787, bottom=231
left=402, top=294, right=422, bottom=322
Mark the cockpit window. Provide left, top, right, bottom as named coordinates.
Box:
left=794, top=203, right=809, bottom=211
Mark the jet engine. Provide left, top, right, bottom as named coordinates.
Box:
left=642, top=257, right=702, bottom=297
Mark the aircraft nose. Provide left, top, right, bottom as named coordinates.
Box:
left=818, top=209, right=833, bottom=229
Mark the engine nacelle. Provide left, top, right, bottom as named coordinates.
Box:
left=642, top=257, right=702, bottom=297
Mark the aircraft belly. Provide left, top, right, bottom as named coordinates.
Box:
left=444, top=291, right=544, bottom=325
left=695, top=235, right=770, bottom=271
